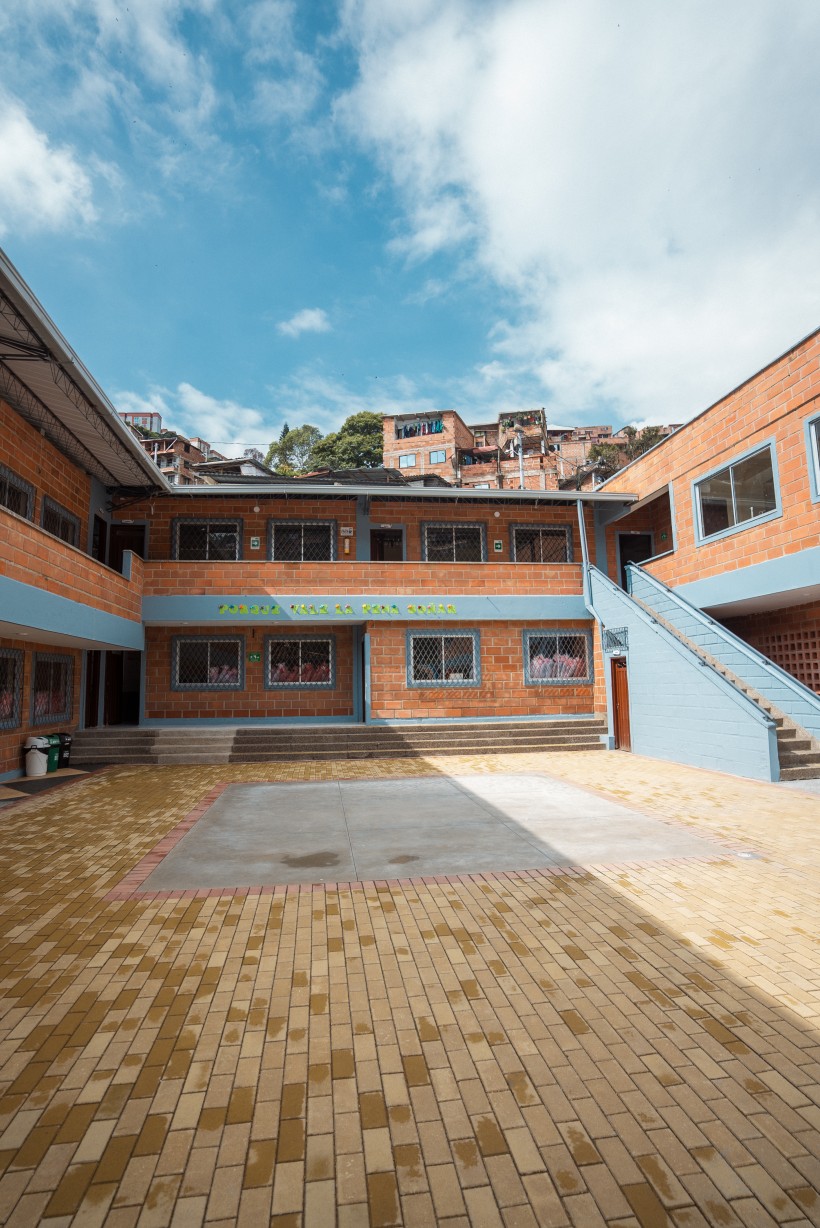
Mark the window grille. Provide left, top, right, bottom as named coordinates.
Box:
left=32, top=653, right=72, bottom=723
left=269, top=520, right=336, bottom=562
left=173, top=519, right=241, bottom=560
left=0, top=463, right=34, bottom=521
left=695, top=446, right=777, bottom=539
left=408, top=631, right=480, bottom=687
left=172, top=637, right=243, bottom=689
left=523, top=630, right=591, bottom=684
left=266, top=637, right=335, bottom=688
left=422, top=522, right=486, bottom=563
left=0, top=649, right=23, bottom=730
left=511, top=525, right=572, bottom=563
left=41, top=497, right=80, bottom=547
left=603, top=627, right=629, bottom=653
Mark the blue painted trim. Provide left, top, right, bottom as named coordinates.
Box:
left=522, top=628, right=593, bottom=686
left=140, top=715, right=358, bottom=726
left=268, top=518, right=337, bottom=562
left=264, top=633, right=336, bottom=690
left=370, top=712, right=598, bottom=725
left=509, top=523, right=572, bottom=563
left=0, top=574, right=144, bottom=650
left=0, top=767, right=25, bottom=783
left=142, top=593, right=590, bottom=623
left=0, top=648, right=23, bottom=732
left=406, top=627, right=481, bottom=688
left=803, top=412, right=820, bottom=504
left=138, top=648, right=146, bottom=725
left=363, top=632, right=371, bottom=724
left=171, top=634, right=245, bottom=691
left=30, top=652, right=73, bottom=725
left=352, top=627, right=363, bottom=723
left=675, top=544, right=820, bottom=611
left=420, top=521, right=487, bottom=562
left=172, top=516, right=244, bottom=560
left=668, top=482, right=678, bottom=554
left=691, top=437, right=782, bottom=546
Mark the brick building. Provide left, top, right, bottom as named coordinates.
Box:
left=1, top=248, right=819, bottom=783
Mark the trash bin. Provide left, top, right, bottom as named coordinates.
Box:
left=23, top=736, right=50, bottom=778
left=56, top=733, right=72, bottom=769
left=46, top=734, right=61, bottom=773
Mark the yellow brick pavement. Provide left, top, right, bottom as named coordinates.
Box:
left=0, top=751, right=817, bottom=1227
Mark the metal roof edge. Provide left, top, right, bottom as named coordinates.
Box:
left=165, top=482, right=636, bottom=501
left=0, top=248, right=169, bottom=490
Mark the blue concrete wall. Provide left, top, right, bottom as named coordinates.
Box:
left=587, top=567, right=778, bottom=781
left=629, top=565, right=820, bottom=743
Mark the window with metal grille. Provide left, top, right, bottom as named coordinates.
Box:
left=408, top=631, right=480, bottom=687
left=172, top=637, right=244, bottom=689
left=0, top=463, right=34, bottom=521
left=0, top=649, right=23, bottom=730
left=32, top=653, right=72, bottom=722
left=511, top=525, right=572, bottom=563
left=523, top=630, right=592, bottom=684
left=269, top=520, right=336, bottom=562
left=266, top=637, right=335, bottom=688
left=603, top=627, right=629, bottom=653
left=421, top=522, right=486, bottom=563
left=41, top=497, right=80, bottom=547
left=173, top=519, right=241, bottom=560
left=695, top=445, right=778, bottom=541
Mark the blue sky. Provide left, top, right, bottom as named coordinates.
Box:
left=1, top=0, right=819, bottom=457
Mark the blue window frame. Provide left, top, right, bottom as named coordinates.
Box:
left=429, top=449, right=446, bottom=464
left=406, top=629, right=481, bottom=687
left=0, top=648, right=23, bottom=730
left=31, top=653, right=73, bottom=723
left=172, top=636, right=244, bottom=690
left=692, top=440, right=781, bottom=545
left=265, top=635, right=336, bottom=689
left=523, top=629, right=593, bottom=685
left=805, top=413, right=820, bottom=504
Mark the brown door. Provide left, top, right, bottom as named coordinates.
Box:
left=611, top=656, right=631, bottom=750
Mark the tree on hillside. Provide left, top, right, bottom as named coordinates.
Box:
left=265, top=424, right=323, bottom=474
left=586, top=442, right=621, bottom=477
left=588, top=425, right=667, bottom=479
left=620, top=424, right=666, bottom=461
left=307, top=411, right=383, bottom=471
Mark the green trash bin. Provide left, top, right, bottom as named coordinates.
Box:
left=46, top=734, right=61, bottom=773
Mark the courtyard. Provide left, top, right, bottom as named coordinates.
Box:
left=0, top=750, right=818, bottom=1226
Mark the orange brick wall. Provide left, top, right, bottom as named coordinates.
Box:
left=1, top=508, right=143, bottom=620
left=367, top=620, right=596, bottom=721
left=603, top=496, right=674, bottom=581
left=143, top=625, right=356, bottom=720
left=382, top=410, right=473, bottom=478
left=603, top=330, right=820, bottom=588
left=722, top=600, right=820, bottom=694
left=0, top=399, right=91, bottom=543
left=0, top=637, right=82, bottom=777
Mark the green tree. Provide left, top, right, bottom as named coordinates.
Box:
left=587, top=442, right=621, bottom=477
left=307, top=411, right=383, bottom=471
left=265, top=424, right=324, bottom=474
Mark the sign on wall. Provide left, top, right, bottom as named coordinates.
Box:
left=218, top=599, right=459, bottom=619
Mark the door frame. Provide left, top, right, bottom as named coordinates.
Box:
left=616, top=530, right=654, bottom=591
left=610, top=655, right=632, bottom=751
left=369, top=524, right=406, bottom=561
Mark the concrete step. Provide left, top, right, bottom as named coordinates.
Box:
left=779, top=764, right=820, bottom=781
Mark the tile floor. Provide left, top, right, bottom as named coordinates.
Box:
left=0, top=750, right=817, bottom=1227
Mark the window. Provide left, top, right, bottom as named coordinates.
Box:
left=806, top=414, right=820, bottom=503
left=523, top=630, right=591, bottom=685
left=408, top=630, right=480, bottom=687
left=0, top=649, right=23, bottom=730
left=172, top=637, right=243, bottom=689
left=422, top=522, right=486, bottom=562
left=173, top=519, right=241, bottom=560
left=269, top=520, right=335, bottom=562
left=694, top=444, right=778, bottom=541
left=0, top=463, right=34, bottom=520
left=266, top=637, right=335, bottom=688
left=32, top=653, right=72, bottom=723
left=398, top=453, right=417, bottom=469
left=41, top=497, right=80, bottom=547
left=511, top=525, right=572, bottom=563
left=429, top=449, right=446, bottom=464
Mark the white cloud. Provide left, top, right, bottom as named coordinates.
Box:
left=116, top=382, right=268, bottom=457
left=338, top=0, right=820, bottom=422
left=277, top=308, right=332, bottom=338
left=0, top=97, right=97, bottom=235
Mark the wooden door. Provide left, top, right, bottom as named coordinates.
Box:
left=611, top=657, right=631, bottom=751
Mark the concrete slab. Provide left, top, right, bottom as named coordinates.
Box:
left=136, top=772, right=725, bottom=890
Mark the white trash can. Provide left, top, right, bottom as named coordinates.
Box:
left=23, top=736, right=50, bottom=778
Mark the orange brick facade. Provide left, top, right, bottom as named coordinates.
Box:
left=0, top=637, right=82, bottom=777
left=1, top=398, right=91, bottom=541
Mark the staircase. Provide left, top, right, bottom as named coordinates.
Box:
left=626, top=564, right=820, bottom=781
left=70, top=718, right=607, bottom=767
